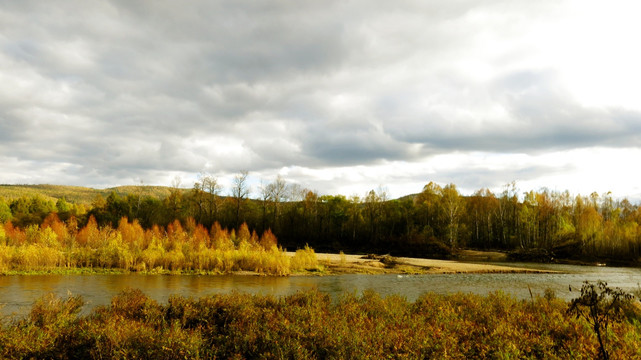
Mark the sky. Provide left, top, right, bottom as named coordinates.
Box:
left=1, top=0, right=641, bottom=201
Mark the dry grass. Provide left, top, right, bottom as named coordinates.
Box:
left=1, top=289, right=640, bottom=359
left=1, top=218, right=294, bottom=275
left=290, top=245, right=319, bottom=272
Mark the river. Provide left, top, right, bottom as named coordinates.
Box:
left=1, top=262, right=640, bottom=318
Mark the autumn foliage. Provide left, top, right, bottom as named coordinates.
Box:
left=0, top=216, right=314, bottom=275
left=0, top=289, right=640, bottom=359
left=3, top=179, right=641, bottom=264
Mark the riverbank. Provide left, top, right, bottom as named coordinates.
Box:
left=0, top=249, right=554, bottom=276
left=307, top=251, right=555, bottom=275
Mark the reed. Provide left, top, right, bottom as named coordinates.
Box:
left=290, top=245, right=318, bottom=271
left=0, top=245, right=10, bottom=271
left=0, top=218, right=300, bottom=275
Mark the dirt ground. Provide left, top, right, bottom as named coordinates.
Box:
left=300, top=251, right=553, bottom=275
left=456, top=249, right=509, bottom=262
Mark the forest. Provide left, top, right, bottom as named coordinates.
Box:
left=2, top=175, right=641, bottom=265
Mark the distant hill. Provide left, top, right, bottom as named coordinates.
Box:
left=396, top=193, right=418, bottom=202
left=0, top=184, right=183, bottom=205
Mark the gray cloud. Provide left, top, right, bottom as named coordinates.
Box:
left=1, top=0, right=640, bottom=198
left=435, top=163, right=576, bottom=196
left=382, top=70, right=641, bottom=153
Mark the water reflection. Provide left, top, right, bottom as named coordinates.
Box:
left=2, top=263, right=641, bottom=319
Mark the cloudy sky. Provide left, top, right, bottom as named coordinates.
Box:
left=1, top=0, right=640, bottom=200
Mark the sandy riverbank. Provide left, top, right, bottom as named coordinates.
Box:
left=296, top=251, right=555, bottom=275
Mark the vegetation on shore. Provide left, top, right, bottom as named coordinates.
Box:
left=0, top=214, right=318, bottom=276
left=2, top=177, right=641, bottom=266
left=1, top=287, right=640, bottom=359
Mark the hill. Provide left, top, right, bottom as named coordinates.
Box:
left=0, top=184, right=181, bottom=205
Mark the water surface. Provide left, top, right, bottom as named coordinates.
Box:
left=2, top=262, right=640, bottom=318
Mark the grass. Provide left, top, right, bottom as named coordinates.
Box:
left=0, top=288, right=640, bottom=359
left=0, top=268, right=130, bottom=276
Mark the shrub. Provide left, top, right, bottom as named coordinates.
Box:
left=290, top=245, right=318, bottom=271
left=568, top=281, right=634, bottom=360
left=0, top=293, right=89, bottom=359
left=2, top=289, right=641, bottom=359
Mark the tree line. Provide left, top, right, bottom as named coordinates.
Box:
left=2, top=175, right=641, bottom=263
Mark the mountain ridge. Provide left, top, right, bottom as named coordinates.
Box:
left=0, top=184, right=183, bottom=205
